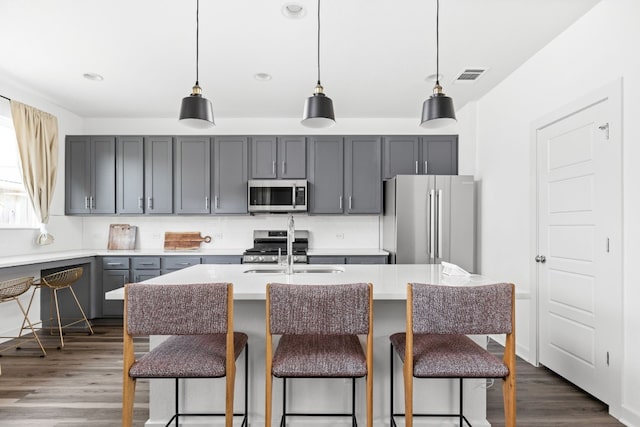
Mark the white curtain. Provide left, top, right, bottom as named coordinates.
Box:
left=10, top=100, right=59, bottom=245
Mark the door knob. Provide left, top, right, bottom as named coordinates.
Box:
left=535, top=255, right=546, bottom=263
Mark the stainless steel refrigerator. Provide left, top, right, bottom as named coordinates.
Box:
left=383, top=175, right=476, bottom=272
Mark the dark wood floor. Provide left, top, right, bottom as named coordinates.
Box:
left=0, top=326, right=625, bottom=426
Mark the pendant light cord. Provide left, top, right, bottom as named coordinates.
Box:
left=317, top=0, right=321, bottom=85
left=196, top=0, right=200, bottom=85
left=435, top=0, right=440, bottom=86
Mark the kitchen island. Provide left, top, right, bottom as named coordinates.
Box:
left=107, top=263, right=500, bottom=427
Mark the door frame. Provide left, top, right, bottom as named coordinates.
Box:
left=529, top=78, right=623, bottom=406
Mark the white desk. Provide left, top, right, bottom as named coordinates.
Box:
left=108, top=264, right=499, bottom=427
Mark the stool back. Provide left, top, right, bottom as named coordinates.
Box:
left=0, top=276, right=34, bottom=301
left=41, top=267, right=83, bottom=289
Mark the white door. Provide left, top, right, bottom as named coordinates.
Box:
left=536, top=95, right=621, bottom=404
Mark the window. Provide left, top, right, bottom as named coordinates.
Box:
left=0, top=99, right=37, bottom=228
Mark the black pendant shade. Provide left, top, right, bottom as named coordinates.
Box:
left=180, top=84, right=214, bottom=128
left=420, top=85, right=456, bottom=128
left=302, top=85, right=335, bottom=128
left=420, top=0, right=456, bottom=128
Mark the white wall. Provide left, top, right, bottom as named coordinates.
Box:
left=474, top=0, right=640, bottom=424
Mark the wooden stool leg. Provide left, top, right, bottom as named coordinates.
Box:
left=16, top=299, right=46, bottom=356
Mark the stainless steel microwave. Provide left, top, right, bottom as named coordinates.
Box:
left=247, top=179, right=308, bottom=213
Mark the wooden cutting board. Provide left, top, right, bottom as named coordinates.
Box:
left=108, top=224, right=137, bottom=250
left=164, top=232, right=212, bottom=251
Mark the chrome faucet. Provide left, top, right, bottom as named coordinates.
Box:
left=286, top=214, right=295, bottom=274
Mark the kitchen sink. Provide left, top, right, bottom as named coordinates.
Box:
left=243, top=267, right=344, bottom=274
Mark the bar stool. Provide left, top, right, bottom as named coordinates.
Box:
left=389, top=282, right=516, bottom=427
left=38, top=267, right=94, bottom=349
left=0, top=276, right=46, bottom=357
left=265, top=282, right=373, bottom=427
left=123, top=282, right=248, bottom=427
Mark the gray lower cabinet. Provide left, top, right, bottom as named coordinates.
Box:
left=307, top=255, right=387, bottom=264
left=174, top=136, right=211, bottom=214
left=101, top=257, right=130, bottom=317
left=344, top=136, right=382, bottom=214
left=201, top=255, right=242, bottom=264
left=65, top=136, right=116, bottom=214
left=131, top=257, right=161, bottom=282
left=383, top=135, right=458, bottom=179
left=250, top=136, right=306, bottom=179
left=144, top=136, right=173, bottom=214
left=213, top=137, right=248, bottom=214
left=308, top=136, right=344, bottom=214
left=161, top=256, right=201, bottom=275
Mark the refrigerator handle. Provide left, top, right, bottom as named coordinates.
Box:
left=437, top=189, right=443, bottom=260
left=429, top=190, right=436, bottom=259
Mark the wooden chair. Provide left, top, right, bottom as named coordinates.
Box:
left=389, top=282, right=516, bottom=427
left=0, top=276, right=46, bottom=357
left=265, top=282, right=373, bottom=427
left=122, top=282, right=248, bottom=427
left=38, top=267, right=94, bottom=349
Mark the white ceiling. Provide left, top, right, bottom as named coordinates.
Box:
left=0, top=0, right=600, bottom=120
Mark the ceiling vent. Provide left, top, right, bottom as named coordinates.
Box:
left=454, top=68, right=488, bottom=83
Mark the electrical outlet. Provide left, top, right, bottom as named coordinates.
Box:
left=212, top=232, right=223, bottom=240
left=336, top=233, right=344, bottom=240
left=151, top=233, right=161, bottom=239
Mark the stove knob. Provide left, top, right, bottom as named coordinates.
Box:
left=258, top=256, right=264, bottom=262
left=245, top=256, right=254, bottom=262
left=268, top=255, right=277, bottom=262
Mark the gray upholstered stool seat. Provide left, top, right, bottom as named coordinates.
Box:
left=389, top=333, right=508, bottom=378
left=130, top=333, right=248, bottom=378
left=272, top=334, right=367, bottom=378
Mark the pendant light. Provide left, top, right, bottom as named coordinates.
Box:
left=420, top=0, right=456, bottom=128
left=301, top=0, right=335, bottom=128
left=179, top=0, right=214, bottom=128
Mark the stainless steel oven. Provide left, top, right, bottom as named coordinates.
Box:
left=247, top=179, right=307, bottom=213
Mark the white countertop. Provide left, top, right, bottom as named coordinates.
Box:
left=105, top=263, right=496, bottom=301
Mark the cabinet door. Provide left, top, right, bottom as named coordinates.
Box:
left=116, top=136, right=144, bottom=214
left=308, top=136, right=344, bottom=214
left=278, top=136, right=306, bottom=179
left=307, top=256, right=346, bottom=264
left=213, top=137, right=248, bottom=214
left=90, top=136, right=116, bottom=214
left=421, top=135, right=458, bottom=175
left=65, top=136, right=91, bottom=214
left=346, top=255, right=388, bottom=264
left=131, top=269, right=161, bottom=283
left=144, top=136, right=173, bottom=214
left=174, top=136, right=211, bottom=214
left=201, top=255, right=243, bottom=264
left=102, top=269, right=129, bottom=317
left=345, top=136, right=382, bottom=214
left=250, top=136, right=277, bottom=179
left=383, top=136, right=420, bottom=179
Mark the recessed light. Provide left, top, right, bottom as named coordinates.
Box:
left=83, top=72, right=104, bottom=81
left=282, top=3, right=306, bottom=19
left=254, top=73, right=273, bottom=82
left=425, top=73, right=443, bottom=82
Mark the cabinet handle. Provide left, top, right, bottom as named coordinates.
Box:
left=107, top=262, right=123, bottom=266
left=147, top=197, right=153, bottom=210
left=138, top=197, right=144, bottom=209
left=84, top=196, right=89, bottom=209
left=415, top=161, right=419, bottom=174
left=177, top=262, right=190, bottom=266
left=349, top=196, right=352, bottom=210
left=205, top=196, right=209, bottom=210
left=90, top=196, right=95, bottom=209
left=272, top=161, right=276, bottom=175
left=425, top=161, right=428, bottom=175
left=282, top=161, right=286, bottom=175
left=215, top=195, right=220, bottom=209
left=139, top=262, right=155, bottom=266
left=339, top=196, right=343, bottom=209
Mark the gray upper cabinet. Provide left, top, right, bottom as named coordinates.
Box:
left=308, top=136, right=344, bottom=214
left=65, top=136, right=116, bottom=214
left=277, top=136, right=306, bottom=179
left=144, top=136, right=173, bottom=214
left=174, top=136, right=211, bottom=214
left=383, top=136, right=421, bottom=179
left=345, top=136, right=382, bottom=214
left=250, top=136, right=278, bottom=178
left=421, top=135, right=458, bottom=175
left=251, top=136, right=306, bottom=179
left=116, top=136, right=144, bottom=214
left=383, top=135, right=458, bottom=178
left=213, top=136, right=248, bottom=214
